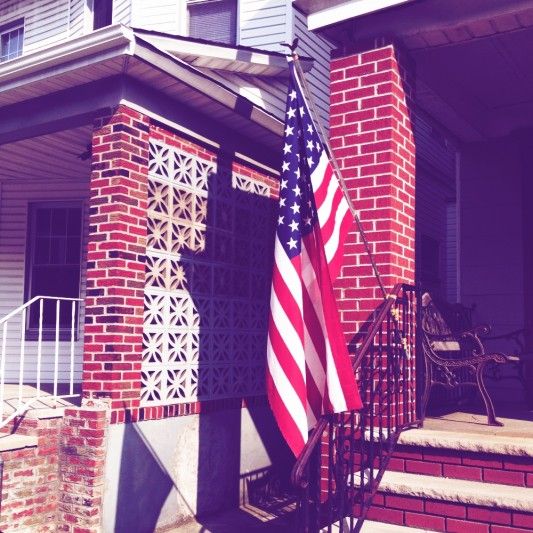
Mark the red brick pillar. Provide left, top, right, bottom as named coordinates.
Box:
left=330, top=43, right=416, bottom=337
left=57, top=403, right=109, bottom=532
left=83, top=105, right=149, bottom=423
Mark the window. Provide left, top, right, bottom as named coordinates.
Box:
left=93, top=0, right=113, bottom=30
left=25, top=203, right=83, bottom=336
left=188, top=0, right=237, bottom=45
left=0, top=19, right=23, bottom=63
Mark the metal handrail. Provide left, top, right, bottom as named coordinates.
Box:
left=291, top=283, right=404, bottom=488
left=0, top=296, right=83, bottom=429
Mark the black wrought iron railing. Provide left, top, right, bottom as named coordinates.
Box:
left=291, top=283, right=418, bottom=532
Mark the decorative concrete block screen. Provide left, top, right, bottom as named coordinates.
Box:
left=141, top=140, right=274, bottom=405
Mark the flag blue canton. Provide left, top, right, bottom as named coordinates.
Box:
left=277, top=64, right=324, bottom=259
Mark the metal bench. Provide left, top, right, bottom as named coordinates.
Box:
left=419, top=293, right=510, bottom=426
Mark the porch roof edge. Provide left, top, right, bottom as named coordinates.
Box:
left=0, top=25, right=284, bottom=141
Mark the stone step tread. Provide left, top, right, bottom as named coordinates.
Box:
left=0, top=433, right=38, bottom=452
left=326, top=519, right=436, bottom=532
left=378, top=470, right=533, bottom=513
left=398, top=427, right=533, bottom=457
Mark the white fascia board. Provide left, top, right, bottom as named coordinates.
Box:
left=134, top=32, right=313, bottom=75
left=307, top=0, right=413, bottom=30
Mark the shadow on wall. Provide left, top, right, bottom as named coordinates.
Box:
left=113, top=146, right=292, bottom=531
left=115, top=423, right=177, bottom=533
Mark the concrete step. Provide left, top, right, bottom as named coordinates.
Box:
left=367, top=470, right=533, bottom=532
left=386, top=413, right=533, bottom=488
left=379, top=470, right=533, bottom=513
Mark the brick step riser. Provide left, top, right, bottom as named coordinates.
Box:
left=368, top=492, right=533, bottom=533
left=384, top=445, right=533, bottom=488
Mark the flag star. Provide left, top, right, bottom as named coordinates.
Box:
left=278, top=215, right=284, bottom=225
left=280, top=178, right=288, bottom=189
left=287, top=107, right=296, bottom=119
left=289, top=90, right=297, bottom=101
left=289, top=219, right=299, bottom=232
left=281, top=162, right=289, bottom=172
left=283, top=143, right=292, bottom=154
left=287, top=237, right=298, bottom=249
left=285, top=125, right=294, bottom=136
left=280, top=197, right=286, bottom=207
left=290, top=202, right=300, bottom=214
left=293, top=184, right=301, bottom=196
left=307, top=124, right=313, bottom=133
left=295, top=167, right=301, bottom=178
left=307, top=156, right=314, bottom=166
left=299, top=106, right=306, bottom=117
left=315, top=141, right=321, bottom=151
left=306, top=140, right=314, bottom=150
left=304, top=216, right=312, bottom=226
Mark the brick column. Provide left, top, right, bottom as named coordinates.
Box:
left=330, top=43, right=416, bottom=337
left=83, top=105, right=149, bottom=423
left=57, top=403, right=109, bottom=532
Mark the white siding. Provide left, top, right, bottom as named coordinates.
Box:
left=0, top=0, right=73, bottom=56
left=293, top=7, right=331, bottom=130
left=113, top=0, right=132, bottom=25
left=238, top=0, right=290, bottom=52
left=131, top=0, right=182, bottom=34
left=0, top=178, right=89, bottom=383
left=69, top=0, right=87, bottom=37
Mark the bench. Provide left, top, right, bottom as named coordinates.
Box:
left=420, top=293, right=510, bottom=426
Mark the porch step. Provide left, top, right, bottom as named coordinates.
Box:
left=387, top=413, right=533, bottom=488
left=367, top=470, right=533, bottom=532
left=379, top=470, right=533, bottom=512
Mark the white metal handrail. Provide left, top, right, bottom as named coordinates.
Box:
left=0, top=296, right=83, bottom=429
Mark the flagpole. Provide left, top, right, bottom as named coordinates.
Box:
left=291, top=52, right=389, bottom=302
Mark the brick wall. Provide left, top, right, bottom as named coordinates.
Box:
left=330, top=43, right=416, bottom=337
left=0, top=417, right=61, bottom=532
left=83, top=105, right=150, bottom=424
left=57, top=404, right=109, bottom=533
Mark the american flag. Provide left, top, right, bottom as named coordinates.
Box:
left=266, top=62, right=363, bottom=457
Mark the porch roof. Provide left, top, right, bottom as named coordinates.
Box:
left=0, top=24, right=285, bottom=149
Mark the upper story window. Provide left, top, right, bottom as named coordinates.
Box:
left=0, top=19, right=24, bottom=63
left=93, top=0, right=113, bottom=30
left=188, top=0, right=237, bottom=45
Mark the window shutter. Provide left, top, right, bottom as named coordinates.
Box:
left=188, top=0, right=237, bottom=45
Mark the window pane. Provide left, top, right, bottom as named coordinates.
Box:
left=66, top=237, right=81, bottom=264
left=67, top=208, right=82, bottom=236
left=34, top=237, right=50, bottom=264
left=49, top=237, right=67, bottom=264
left=35, top=208, right=51, bottom=236
left=0, top=23, right=23, bottom=62
left=51, top=209, right=67, bottom=236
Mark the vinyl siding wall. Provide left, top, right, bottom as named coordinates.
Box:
left=0, top=0, right=80, bottom=55
left=238, top=0, right=289, bottom=52
left=131, top=0, right=182, bottom=34
left=0, top=178, right=89, bottom=383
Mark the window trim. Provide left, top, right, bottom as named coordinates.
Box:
left=0, top=18, right=24, bottom=63
left=24, top=201, right=84, bottom=340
